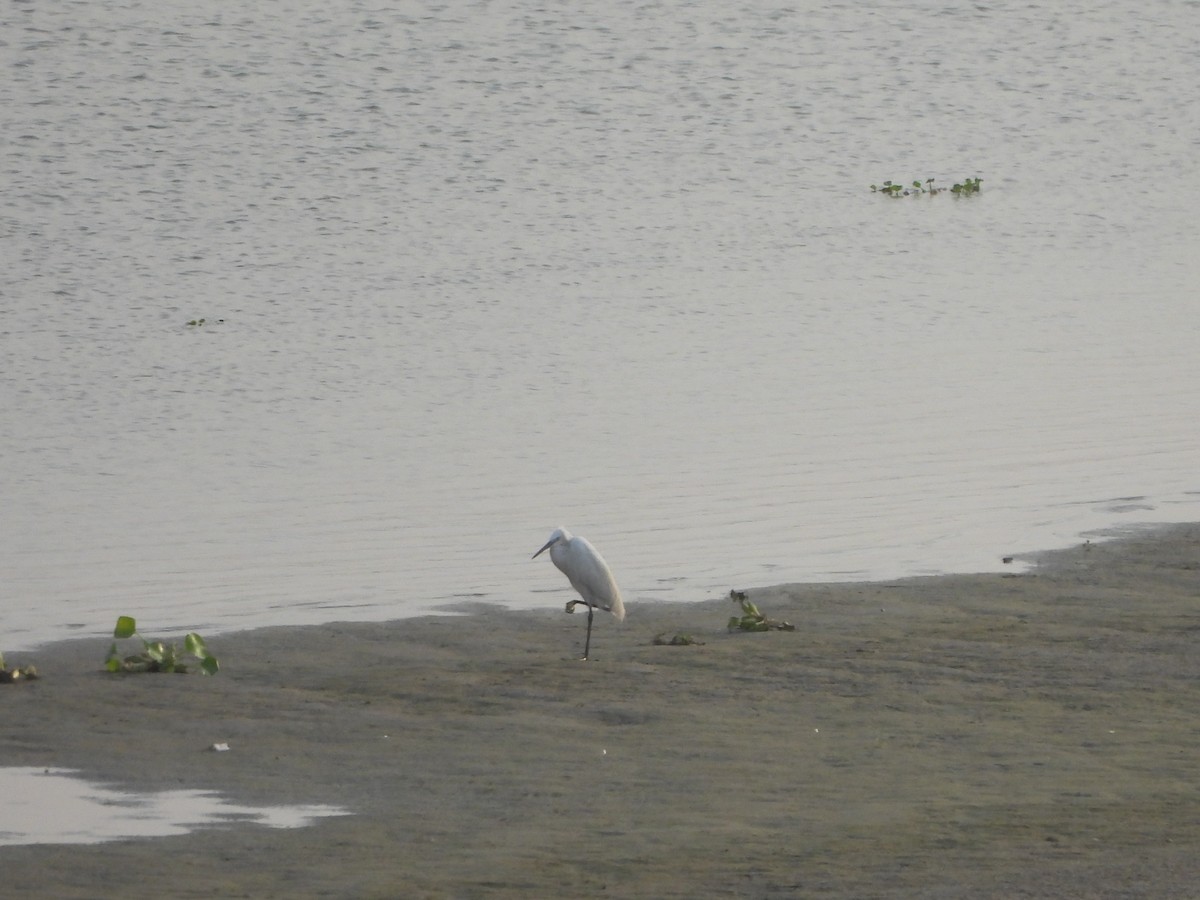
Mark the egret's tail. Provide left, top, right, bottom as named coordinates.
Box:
left=608, top=590, right=626, bottom=622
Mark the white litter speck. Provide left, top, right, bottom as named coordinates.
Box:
left=209, top=742, right=230, bottom=752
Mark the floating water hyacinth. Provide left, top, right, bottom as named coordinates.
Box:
left=0, top=650, right=39, bottom=684
left=727, top=590, right=795, bottom=633
left=870, top=177, right=982, bottom=197
left=105, top=615, right=220, bottom=675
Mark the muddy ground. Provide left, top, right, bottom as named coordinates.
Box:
left=2, top=525, right=1198, bottom=898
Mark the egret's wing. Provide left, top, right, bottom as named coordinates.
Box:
left=562, top=537, right=625, bottom=621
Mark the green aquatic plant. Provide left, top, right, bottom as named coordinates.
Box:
left=950, top=176, right=983, bottom=195
left=105, top=616, right=220, bottom=675
left=652, top=632, right=705, bottom=646
left=0, top=651, right=39, bottom=684
left=870, top=176, right=982, bottom=197
left=727, top=590, right=795, bottom=633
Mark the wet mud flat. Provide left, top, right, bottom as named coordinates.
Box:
left=3, top=525, right=1199, bottom=898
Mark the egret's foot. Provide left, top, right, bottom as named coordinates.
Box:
left=565, top=601, right=578, bottom=615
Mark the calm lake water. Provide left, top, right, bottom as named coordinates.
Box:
left=4, top=0, right=1199, bottom=650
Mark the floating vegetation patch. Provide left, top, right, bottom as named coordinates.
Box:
left=870, top=177, right=982, bottom=197
left=652, top=632, right=705, bottom=646
left=727, top=590, right=795, bottom=632
left=0, top=651, right=39, bottom=685
left=105, top=616, right=220, bottom=675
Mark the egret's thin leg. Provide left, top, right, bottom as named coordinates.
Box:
left=582, top=604, right=594, bottom=660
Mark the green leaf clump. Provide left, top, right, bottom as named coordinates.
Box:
left=870, top=176, right=982, bottom=197
left=652, top=632, right=705, bottom=646
left=727, top=590, right=795, bottom=633
left=0, top=650, right=39, bottom=684
left=105, top=616, right=220, bottom=675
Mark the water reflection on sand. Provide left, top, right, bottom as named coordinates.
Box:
left=0, top=768, right=348, bottom=847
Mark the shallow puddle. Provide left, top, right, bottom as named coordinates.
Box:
left=0, top=767, right=349, bottom=846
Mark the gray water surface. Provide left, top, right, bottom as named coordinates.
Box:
left=4, top=0, right=1199, bottom=648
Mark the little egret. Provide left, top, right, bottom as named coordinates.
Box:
left=532, top=527, right=625, bottom=660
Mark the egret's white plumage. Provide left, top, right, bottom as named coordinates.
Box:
left=532, top=527, right=625, bottom=659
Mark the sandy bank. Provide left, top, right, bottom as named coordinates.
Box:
left=3, top=525, right=1199, bottom=898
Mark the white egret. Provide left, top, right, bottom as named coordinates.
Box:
left=532, top=527, right=625, bottom=660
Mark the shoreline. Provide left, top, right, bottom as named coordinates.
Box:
left=3, top=523, right=1199, bottom=898
left=0, top=519, right=1183, bottom=655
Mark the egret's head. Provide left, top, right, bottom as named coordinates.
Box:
left=532, top=527, right=571, bottom=559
